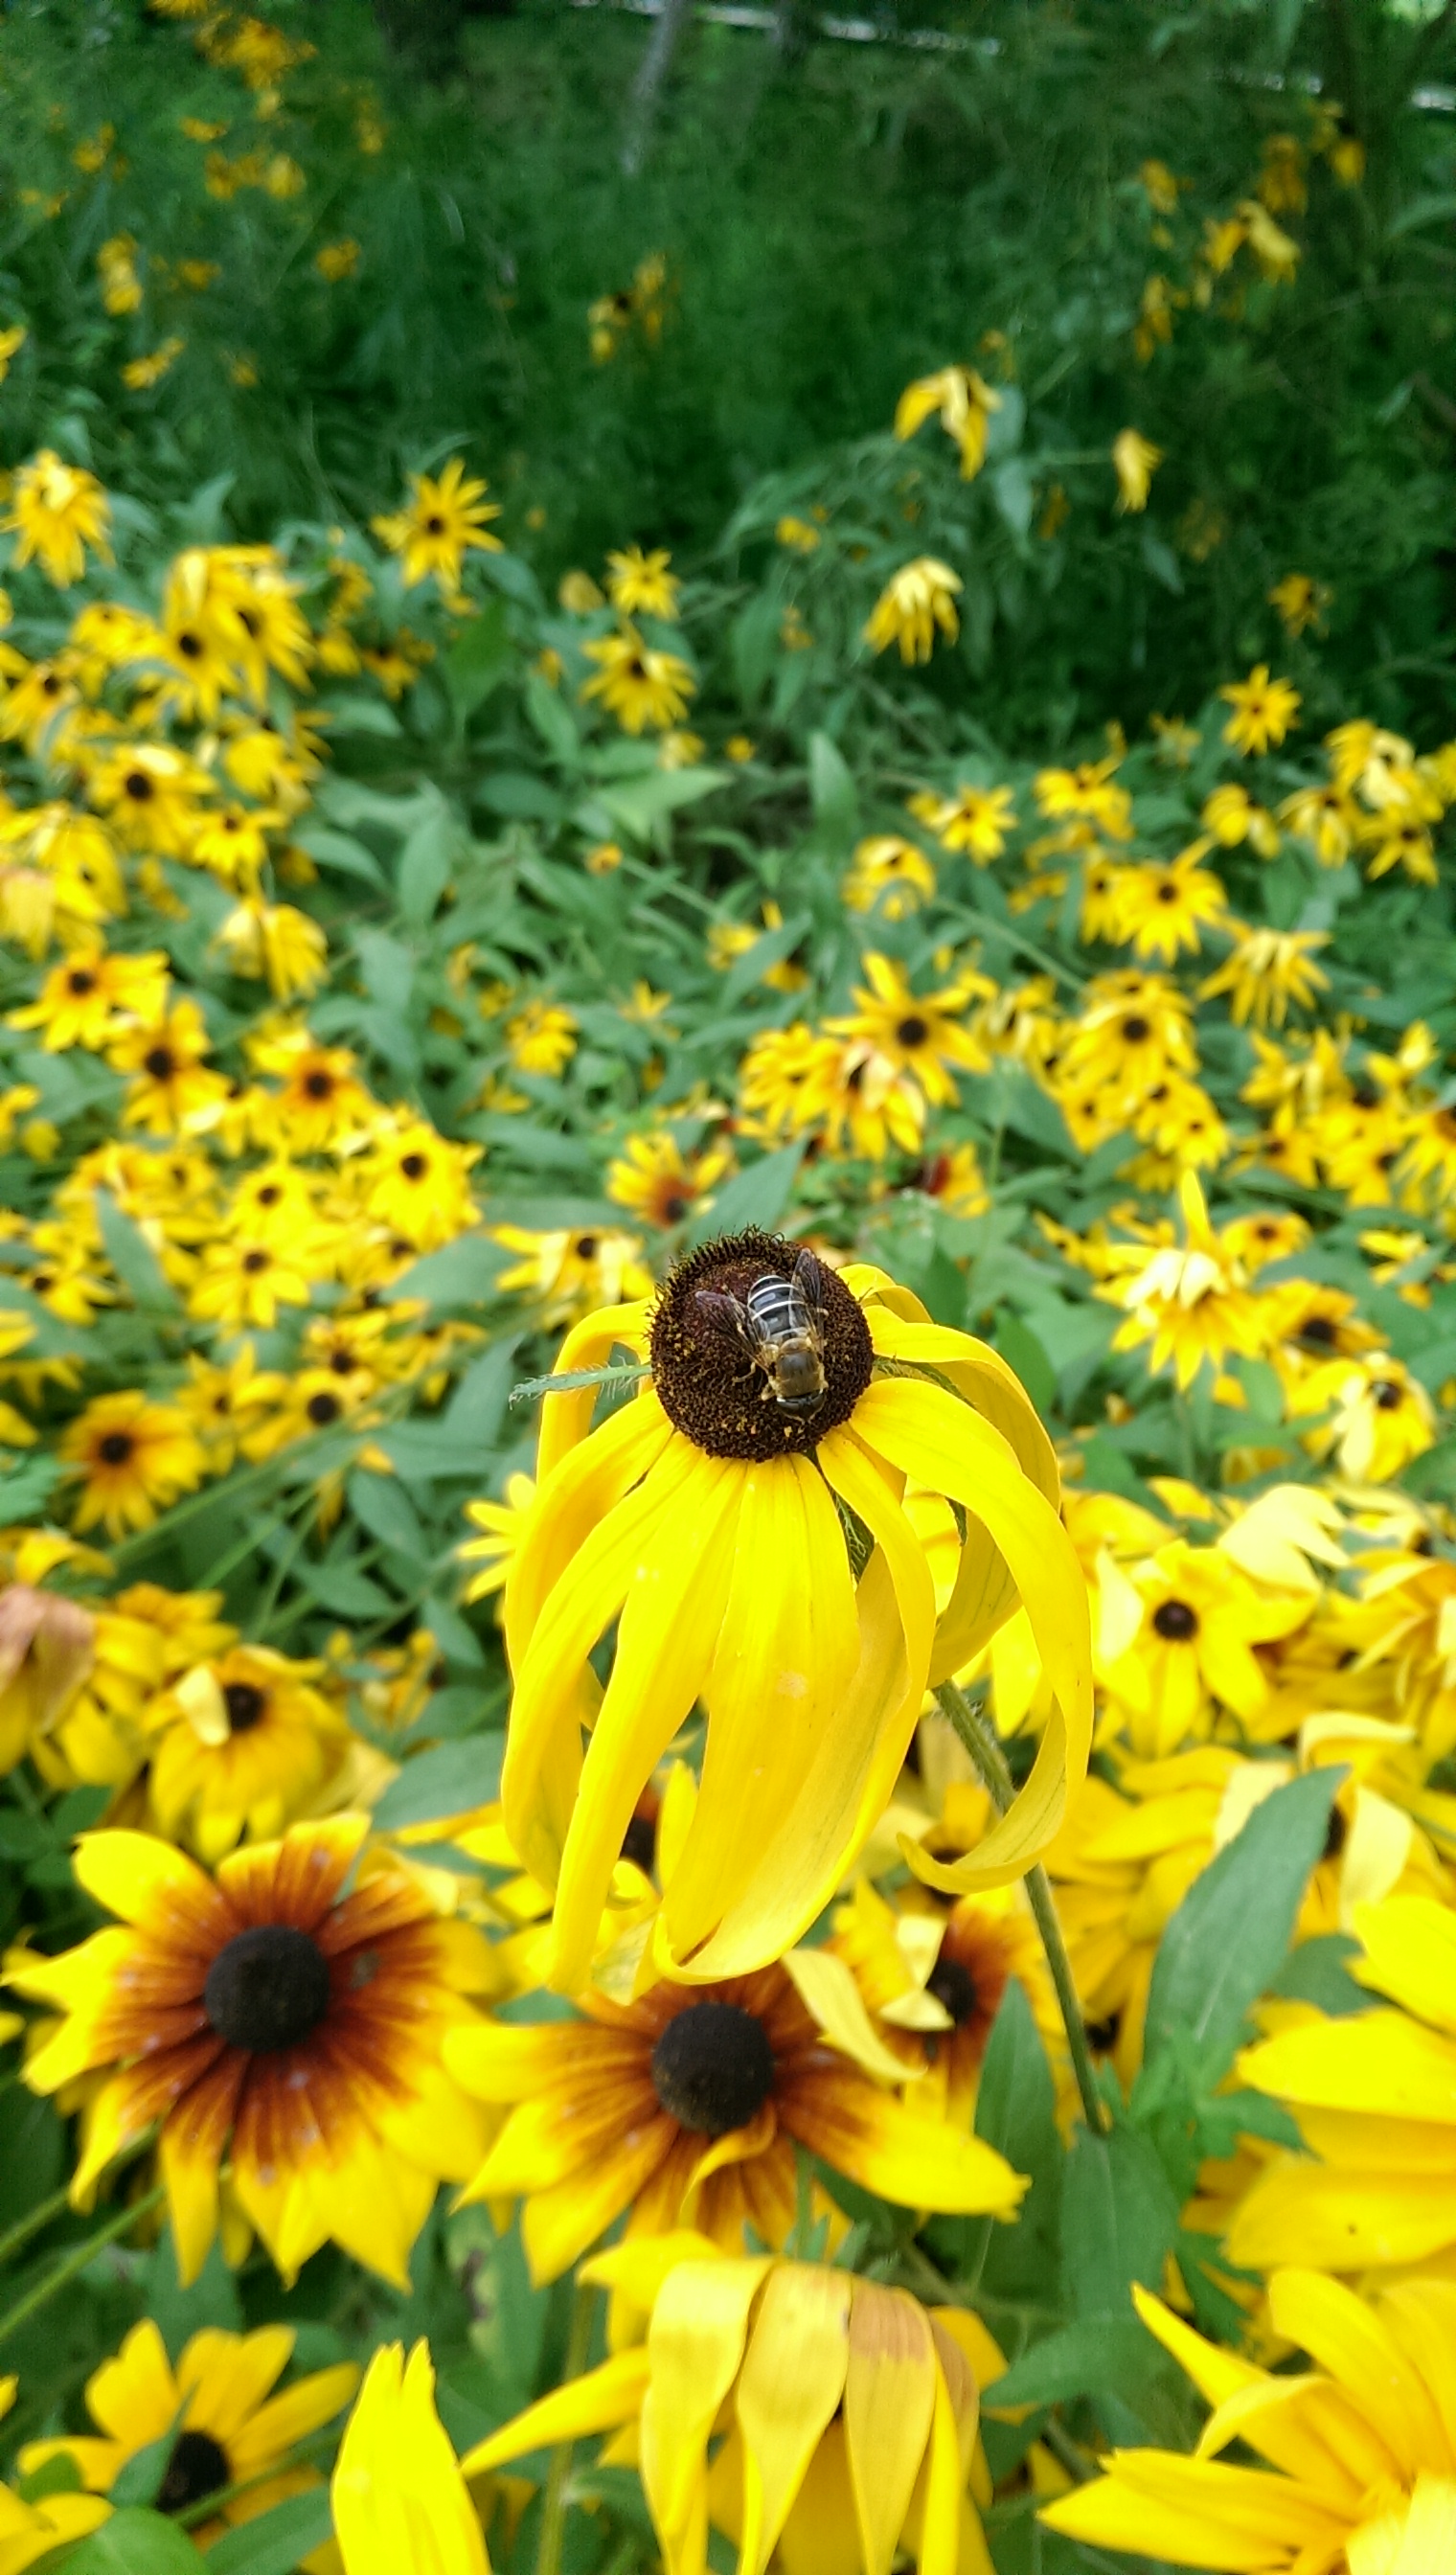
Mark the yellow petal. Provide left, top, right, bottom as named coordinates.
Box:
left=1040, top=2450, right=1341, bottom=2564
left=1267, top=2270, right=1444, bottom=2480
left=663, top=1455, right=859, bottom=1965
left=506, top=1385, right=671, bottom=1670
left=1353, top=1896, right=1456, bottom=2036
left=735, top=2265, right=852, bottom=2575
left=460, top=2351, right=652, bottom=2475
left=535, top=1304, right=655, bottom=1483
left=1130, top=2285, right=1267, bottom=2413
left=549, top=1448, right=741, bottom=1993
left=641, top=2259, right=772, bottom=2556
left=1240, top=2011, right=1456, bottom=2123
left=788, top=2079, right=1024, bottom=2219
left=72, top=1830, right=212, bottom=1929
left=332, top=2342, right=489, bottom=2575
left=784, top=1948, right=928, bottom=2085
left=844, top=2283, right=937, bottom=2575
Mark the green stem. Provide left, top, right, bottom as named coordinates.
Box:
left=0, top=2184, right=71, bottom=2270
left=0, top=2182, right=167, bottom=2347
left=933, top=1680, right=1108, bottom=2136
left=535, top=2281, right=597, bottom=2575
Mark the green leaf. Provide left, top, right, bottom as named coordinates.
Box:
left=0, top=1452, right=61, bottom=1523
left=96, top=1190, right=180, bottom=1315
left=444, top=594, right=512, bottom=720
left=206, top=2490, right=333, bottom=2575
left=347, top=1470, right=428, bottom=1565
left=593, top=766, right=725, bottom=843
left=808, top=730, right=857, bottom=841
left=397, top=800, right=457, bottom=925
left=373, top=1735, right=504, bottom=1831
left=1268, top=1930, right=1372, bottom=2017
left=110, top=2430, right=178, bottom=2511
left=304, top=1558, right=396, bottom=1617
left=960, top=1979, right=1064, bottom=2307
left=67, top=2509, right=208, bottom=2573
left=526, top=672, right=581, bottom=766
left=1142, top=1767, right=1343, bottom=2078
left=993, top=1314, right=1056, bottom=1416
left=983, top=2317, right=1161, bottom=2411
left=292, top=824, right=386, bottom=888
left=685, top=1144, right=804, bottom=1247
left=386, top=1232, right=509, bottom=1312
left=1060, top=2123, right=1180, bottom=2322
left=718, top=912, right=810, bottom=1011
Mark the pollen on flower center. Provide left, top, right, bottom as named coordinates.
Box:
left=649, top=2000, right=776, bottom=2137
left=157, top=2428, right=230, bottom=2516
left=1152, top=1597, right=1199, bottom=1640
left=203, top=1924, right=331, bottom=2053
left=650, top=1227, right=873, bottom=1462
left=926, top=1954, right=978, bottom=2027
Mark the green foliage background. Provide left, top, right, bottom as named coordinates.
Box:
left=2, top=0, right=1456, bottom=741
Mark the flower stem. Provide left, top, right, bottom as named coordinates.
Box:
left=933, top=1680, right=1108, bottom=2135
left=0, top=2181, right=167, bottom=2347
left=535, top=2279, right=597, bottom=2575
left=0, top=2183, right=72, bottom=2271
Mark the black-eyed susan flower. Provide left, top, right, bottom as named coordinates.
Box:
left=491, top=1223, right=653, bottom=1328
left=607, top=1129, right=730, bottom=1230
left=445, top=1960, right=1023, bottom=2283
left=863, top=558, right=963, bottom=664
left=605, top=545, right=680, bottom=619
left=10, top=1815, right=501, bottom=2285
left=466, top=2244, right=992, bottom=2575
left=59, top=1390, right=207, bottom=1537
left=332, top=2341, right=489, bottom=2575
left=1114, top=843, right=1228, bottom=963
left=19, top=2318, right=357, bottom=2542
left=371, top=459, right=502, bottom=591
left=1042, top=2269, right=1456, bottom=2571
left=842, top=833, right=938, bottom=919
left=107, top=996, right=229, bottom=1134
left=907, top=779, right=1018, bottom=862
left=829, top=1876, right=1058, bottom=2125
left=1219, top=662, right=1301, bottom=757
left=580, top=626, right=695, bottom=734
left=3, top=449, right=112, bottom=584
left=142, top=1643, right=354, bottom=1859
left=895, top=362, right=1003, bottom=478
left=828, top=954, right=990, bottom=1106
left=501, top=1231, right=1090, bottom=1991
left=9, top=943, right=169, bottom=1051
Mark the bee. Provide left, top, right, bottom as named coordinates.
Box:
left=694, top=1248, right=830, bottom=1416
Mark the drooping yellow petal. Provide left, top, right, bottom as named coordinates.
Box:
left=857, top=1299, right=1061, bottom=1500
left=332, top=2341, right=489, bottom=2575
left=1366, top=2472, right=1456, bottom=2575
left=851, top=1376, right=1091, bottom=1889
left=666, top=1540, right=911, bottom=1980
left=916, top=2359, right=967, bottom=2575
left=787, top=2075, right=1024, bottom=2219
left=735, top=2265, right=852, bottom=2575
left=461, top=2351, right=652, bottom=2475
left=549, top=1447, right=742, bottom=1993
left=844, top=2282, right=937, bottom=2575
left=506, top=1385, right=671, bottom=1668
left=784, top=1948, right=927, bottom=2085
left=534, top=1303, right=655, bottom=1482
left=662, top=1455, right=859, bottom=1966
left=1130, top=2285, right=1267, bottom=2413
left=641, top=2259, right=772, bottom=2575
left=503, top=1426, right=704, bottom=1901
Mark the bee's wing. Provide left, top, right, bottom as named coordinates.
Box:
left=693, top=1287, right=757, bottom=1348
left=791, top=1247, right=830, bottom=1344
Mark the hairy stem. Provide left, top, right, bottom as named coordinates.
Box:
left=933, top=1680, right=1108, bottom=2135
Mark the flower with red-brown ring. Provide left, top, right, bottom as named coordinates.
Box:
left=10, top=1814, right=501, bottom=2288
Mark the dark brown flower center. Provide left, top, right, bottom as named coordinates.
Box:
left=1121, top=1014, right=1150, bottom=1042
left=223, top=1681, right=266, bottom=1732
left=1374, top=1379, right=1403, bottom=1411
left=157, top=2429, right=229, bottom=2515
left=124, top=769, right=154, bottom=801
left=144, top=1046, right=175, bottom=1081
left=240, top=1249, right=269, bottom=1274
left=203, top=1924, right=330, bottom=2052
left=1152, top=1597, right=1198, bottom=1641
left=620, top=1808, right=657, bottom=1877
left=423, top=513, right=445, bottom=536
left=926, top=1954, right=978, bottom=2027
left=896, top=1014, right=930, bottom=1048
left=306, top=1391, right=341, bottom=1425
left=399, top=1151, right=428, bottom=1181
left=176, top=630, right=204, bottom=661
left=650, top=1228, right=872, bottom=1463
left=66, top=968, right=97, bottom=994
left=97, top=1431, right=134, bottom=1466
left=303, top=1069, right=333, bottom=1100
left=1300, top=1313, right=1337, bottom=1347
left=650, top=2000, right=775, bottom=2137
